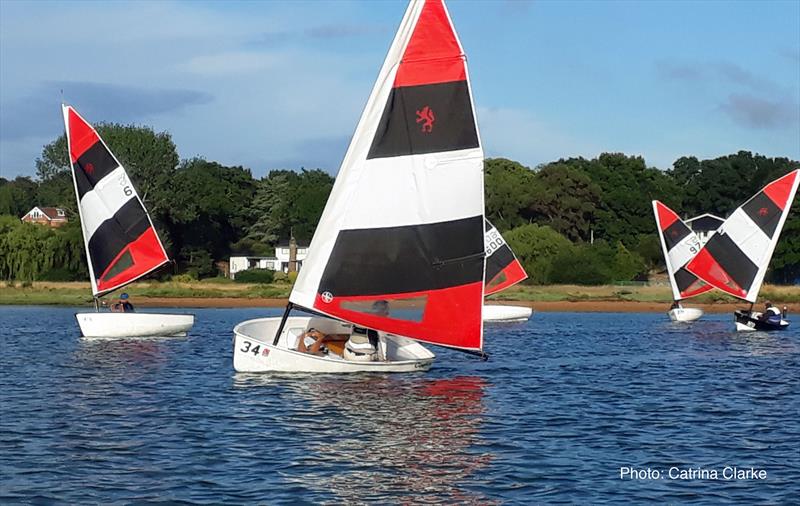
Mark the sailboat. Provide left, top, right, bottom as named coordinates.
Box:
left=233, top=0, right=486, bottom=373
left=686, top=170, right=799, bottom=331
left=652, top=201, right=712, bottom=322
left=482, top=219, right=532, bottom=322
left=63, top=105, right=195, bottom=338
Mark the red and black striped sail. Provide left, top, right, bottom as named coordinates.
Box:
left=289, top=0, right=486, bottom=351
left=686, top=170, right=799, bottom=302
left=484, top=219, right=527, bottom=296
left=652, top=201, right=712, bottom=300
left=63, top=105, right=169, bottom=296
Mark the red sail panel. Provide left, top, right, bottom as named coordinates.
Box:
left=394, top=0, right=465, bottom=87
left=67, top=108, right=100, bottom=163
left=313, top=282, right=484, bottom=351
left=95, top=227, right=168, bottom=294
left=485, top=259, right=526, bottom=296
left=655, top=201, right=679, bottom=230
left=763, top=170, right=799, bottom=210
left=686, top=248, right=747, bottom=299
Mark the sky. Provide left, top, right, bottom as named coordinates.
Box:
left=1, top=0, right=798, bottom=180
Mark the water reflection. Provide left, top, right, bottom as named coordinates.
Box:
left=234, top=374, right=494, bottom=503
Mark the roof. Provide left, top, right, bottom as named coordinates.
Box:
left=23, top=206, right=67, bottom=220
left=686, top=213, right=724, bottom=232
left=276, top=243, right=310, bottom=248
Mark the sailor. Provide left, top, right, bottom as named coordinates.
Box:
left=111, top=293, right=135, bottom=313
left=761, top=302, right=782, bottom=324
left=297, top=328, right=348, bottom=355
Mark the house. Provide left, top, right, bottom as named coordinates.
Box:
left=685, top=213, right=724, bottom=247
left=21, top=207, right=68, bottom=228
left=229, top=242, right=309, bottom=279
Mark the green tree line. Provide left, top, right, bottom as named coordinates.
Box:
left=1, top=124, right=797, bottom=284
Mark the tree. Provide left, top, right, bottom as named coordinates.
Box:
left=0, top=176, right=38, bottom=216
left=484, top=158, right=537, bottom=231
left=503, top=223, right=572, bottom=284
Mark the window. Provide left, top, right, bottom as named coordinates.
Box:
left=102, top=250, right=134, bottom=282
left=340, top=296, right=427, bottom=323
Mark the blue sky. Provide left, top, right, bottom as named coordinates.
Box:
left=1, top=0, right=798, bottom=179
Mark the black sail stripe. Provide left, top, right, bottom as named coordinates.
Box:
left=741, top=191, right=782, bottom=239
left=674, top=267, right=701, bottom=293
left=662, top=220, right=691, bottom=251
left=319, top=216, right=484, bottom=297
left=704, top=233, right=759, bottom=292
left=87, top=198, right=150, bottom=279
left=367, top=80, right=479, bottom=159
left=75, top=141, right=119, bottom=198
left=486, top=243, right=515, bottom=283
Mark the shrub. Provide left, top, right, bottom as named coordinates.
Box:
left=39, top=267, right=82, bottom=282
left=287, top=271, right=299, bottom=284
left=235, top=269, right=275, bottom=284
left=171, top=273, right=198, bottom=283
left=272, top=271, right=289, bottom=284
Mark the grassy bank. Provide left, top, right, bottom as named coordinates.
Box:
left=2, top=280, right=799, bottom=306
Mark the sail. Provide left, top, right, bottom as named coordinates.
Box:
left=289, top=0, right=486, bottom=351
left=652, top=201, right=712, bottom=300
left=484, top=219, right=527, bottom=296
left=686, top=170, right=800, bottom=302
left=62, top=105, right=169, bottom=297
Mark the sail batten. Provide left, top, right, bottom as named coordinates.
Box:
left=652, top=201, right=712, bottom=300
left=686, top=170, right=800, bottom=302
left=290, top=0, right=486, bottom=351
left=62, top=105, right=169, bottom=297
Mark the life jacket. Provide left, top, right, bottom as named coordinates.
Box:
left=344, top=326, right=378, bottom=362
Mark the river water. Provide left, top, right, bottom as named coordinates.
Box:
left=1, top=306, right=798, bottom=504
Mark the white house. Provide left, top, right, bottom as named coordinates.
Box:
left=686, top=213, right=724, bottom=247
left=229, top=243, right=309, bottom=279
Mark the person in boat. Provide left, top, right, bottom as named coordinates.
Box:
left=296, top=328, right=349, bottom=355
left=760, top=302, right=782, bottom=324
left=111, top=293, right=135, bottom=313
left=670, top=300, right=681, bottom=310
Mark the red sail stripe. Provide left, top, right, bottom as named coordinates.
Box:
left=313, top=281, right=483, bottom=351
left=686, top=249, right=747, bottom=299
left=96, top=227, right=166, bottom=293
left=67, top=107, right=100, bottom=163
left=680, top=282, right=713, bottom=299
left=763, top=170, right=799, bottom=210
left=485, top=260, right=527, bottom=296
left=394, top=0, right=466, bottom=88
left=654, top=201, right=679, bottom=230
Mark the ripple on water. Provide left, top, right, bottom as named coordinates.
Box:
left=1, top=307, right=798, bottom=503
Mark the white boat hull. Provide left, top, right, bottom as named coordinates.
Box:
left=668, top=307, right=704, bottom=322
left=483, top=304, right=532, bottom=322
left=233, top=316, right=435, bottom=373
left=76, top=312, right=195, bottom=338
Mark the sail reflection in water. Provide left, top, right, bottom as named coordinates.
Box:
left=234, top=375, right=494, bottom=503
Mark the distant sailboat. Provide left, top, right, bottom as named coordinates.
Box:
left=233, top=0, right=487, bottom=372
left=483, top=219, right=532, bottom=322
left=652, top=201, right=712, bottom=322
left=686, top=170, right=799, bottom=331
left=63, top=105, right=194, bottom=338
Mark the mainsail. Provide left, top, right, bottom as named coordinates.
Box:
left=484, top=219, right=527, bottom=296
left=62, top=105, right=169, bottom=297
left=652, top=201, right=712, bottom=300
left=289, top=0, right=486, bottom=351
left=686, top=170, right=800, bottom=302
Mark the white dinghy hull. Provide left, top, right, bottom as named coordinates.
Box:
left=233, top=316, right=435, bottom=373
left=76, top=312, right=195, bottom=338
left=483, top=304, right=532, bottom=323
left=668, top=307, right=703, bottom=322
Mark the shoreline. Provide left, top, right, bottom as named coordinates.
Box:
left=109, top=297, right=755, bottom=313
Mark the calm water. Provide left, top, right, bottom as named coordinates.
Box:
left=1, top=306, right=798, bottom=504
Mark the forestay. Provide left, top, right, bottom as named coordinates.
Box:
left=686, top=170, right=800, bottom=302
left=63, top=105, right=169, bottom=297
left=289, top=0, right=486, bottom=351
left=484, top=219, right=527, bottom=296
left=652, top=201, right=712, bottom=300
